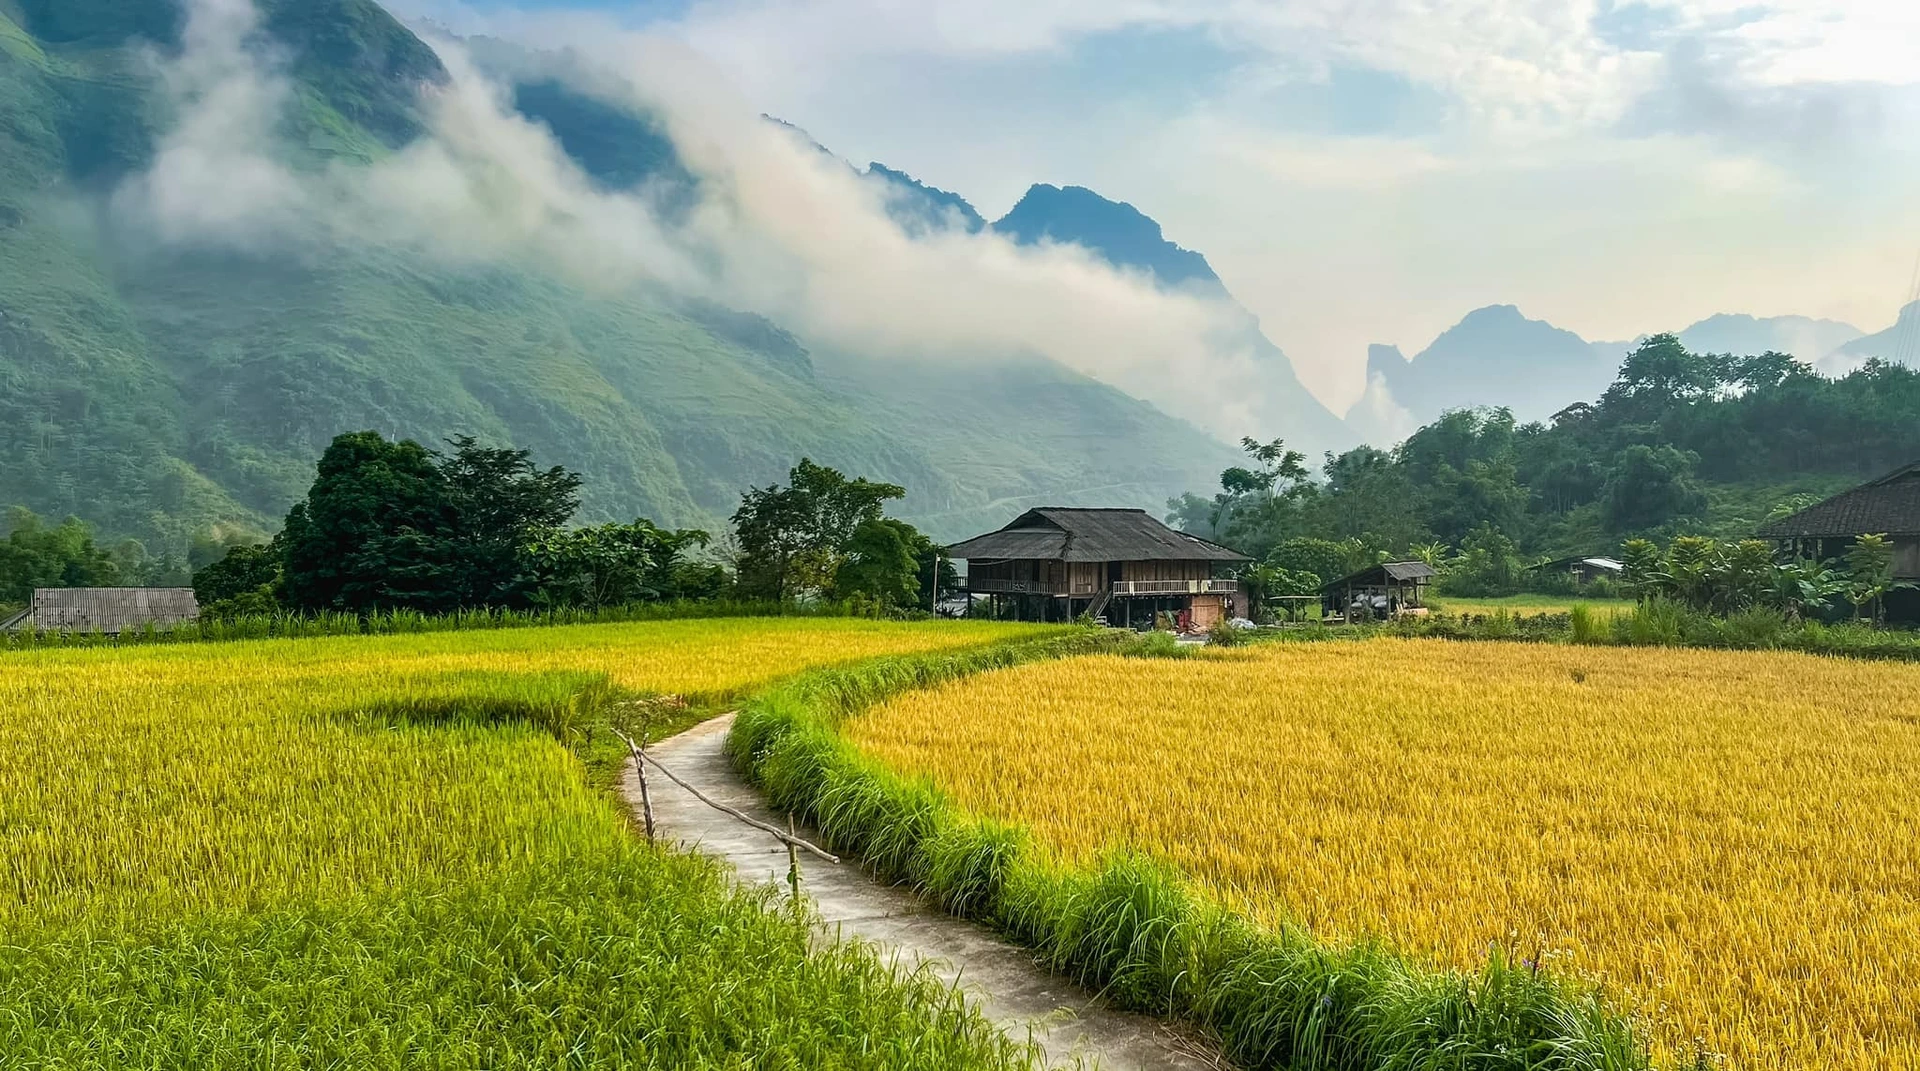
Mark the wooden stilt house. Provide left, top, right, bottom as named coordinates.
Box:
left=946, top=508, right=1250, bottom=628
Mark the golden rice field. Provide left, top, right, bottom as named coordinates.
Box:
left=0, top=617, right=1032, bottom=924
left=849, top=638, right=1920, bottom=1070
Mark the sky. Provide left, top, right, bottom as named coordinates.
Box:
left=382, top=1, right=1920, bottom=410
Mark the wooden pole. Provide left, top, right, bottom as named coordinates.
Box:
left=786, top=813, right=802, bottom=904
left=634, top=726, right=656, bottom=842
left=612, top=728, right=840, bottom=863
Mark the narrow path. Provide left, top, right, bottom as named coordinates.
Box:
left=626, top=715, right=1224, bottom=1071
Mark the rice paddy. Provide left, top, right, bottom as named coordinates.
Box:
left=848, top=638, right=1920, bottom=1070
left=0, top=617, right=1043, bottom=1068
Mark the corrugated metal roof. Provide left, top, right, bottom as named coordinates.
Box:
left=16, top=588, right=201, bottom=633
left=1757, top=464, right=1920, bottom=539
left=1532, top=555, right=1625, bottom=572
left=946, top=508, right=1252, bottom=563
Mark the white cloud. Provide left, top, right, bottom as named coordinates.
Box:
left=115, top=0, right=307, bottom=245
left=122, top=0, right=1327, bottom=443
left=166, top=0, right=1920, bottom=424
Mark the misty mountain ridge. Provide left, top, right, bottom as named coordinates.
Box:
left=1355, top=305, right=1616, bottom=437
left=0, top=0, right=1243, bottom=549
left=1822, top=301, right=1920, bottom=375
left=1676, top=313, right=1862, bottom=364
left=1353, top=303, right=1905, bottom=443
left=991, top=184, right=1224, bottom=294
left=866, top=163, right=985, bottom=235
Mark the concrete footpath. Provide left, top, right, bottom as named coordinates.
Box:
left=624, top=715, right=1224, bottom=1071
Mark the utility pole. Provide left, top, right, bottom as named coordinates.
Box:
left=930, top=549, right=942, bottom=614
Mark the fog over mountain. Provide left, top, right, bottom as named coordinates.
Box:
left=1676, top=314, right=1863, bottom=366
left=1350, top=306, right=1889, bottom=446
left=1, top=0, right=1279, bottom=548
left=1821, top=302, right=1920, bottom=376
left=869, top=170, right=1353, bottom=456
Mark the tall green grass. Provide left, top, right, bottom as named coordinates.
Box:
left=1391, top=600, right=1920, bottom=661
left=727, top=637, right=1657, bottom=1071
left=0, top=598, right=863, bottom=651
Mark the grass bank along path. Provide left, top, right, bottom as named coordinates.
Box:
left=727, top=637, right=1651, bottom=1071
left=849, top=638, right=1920, bottom=1070
left=632, top=714, right=1222, bottom=1071
left=0, top=617, right=1048, bottom=1068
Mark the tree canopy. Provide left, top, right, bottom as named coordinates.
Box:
left=731, top=459, right=907, bottom=602
left=1175, top=336, right=1920, bottom=574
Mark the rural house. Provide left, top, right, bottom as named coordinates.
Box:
left=1529, top=555, right=1624, bottom=587
left=947, top=508, right=1250, bottom=628
left=1, top=588, right=200, bottom=633
left=1757, top=462, right=1920, bottom=621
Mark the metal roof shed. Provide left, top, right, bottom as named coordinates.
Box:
left=1320, top=561, right=1437, bottom=621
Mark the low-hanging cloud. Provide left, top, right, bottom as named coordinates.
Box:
left=114, top=0, right=1314, bottom=441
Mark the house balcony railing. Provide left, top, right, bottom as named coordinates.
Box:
left=967, top=578, right=1239, bottom=597
left=1110, top=579, right=1237, bottom=596
left=967, top=578, right=1068, bottom=596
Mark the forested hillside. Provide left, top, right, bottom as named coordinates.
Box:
left=1176, top=335, right=1920, bottom=564
left=0, top=0, right=1235, bottom=553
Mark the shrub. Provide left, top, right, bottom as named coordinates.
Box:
left=1207, top=617, right=1250, bottom=647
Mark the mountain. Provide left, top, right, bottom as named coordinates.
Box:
left=991, top=184, right=1223, bottom=294
left=1358, top=305, right=1617, bottom=431
left=983, top=183, right=1352, bottom=457
left=867, top=163, right=985, bottom=236
left=1820, top=301, right=1920, bottom=375
left=1676, top=314, right=1862, bottom=364
left=1352, top=306, right=1879, bottom=444
left=0, top=0, right=1236, bottom=549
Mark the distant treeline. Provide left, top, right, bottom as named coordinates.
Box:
left=4, top=432, right=952, bottom=622
left=1173, top=335, right=1920, bottom=599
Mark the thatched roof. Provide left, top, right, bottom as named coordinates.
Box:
left=11, top=588, right=200, bottom=632
left=946, top=508, right=1251, bottom=563
left=1757, top=464, right=1920, bottom=539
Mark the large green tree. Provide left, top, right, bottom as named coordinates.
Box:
left=278, top=432, right=581, bottom=612
left=833, top=519, right=921, bottom=609
left=731, top=459, right=906, bottom=602
left=524, top=519, right=712, bottom=610
left=1602, top=445, right=1705, bottom=534
left=192, top=542, right=281, bottom=609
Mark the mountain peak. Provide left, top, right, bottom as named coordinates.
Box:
left=1675, top=312, right=1862, bottom=363
left=1362, top=306, right=1612, bottom=427
left=1455, top=304, right=1531, bottom=327
left=1366, top=343, right=1409, bottom=380
left=867, top=163, right=985, bottom=235
left=991, top=184, right=1221, bottom=293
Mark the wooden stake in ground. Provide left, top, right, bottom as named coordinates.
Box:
left=786, top=813, right=802, bottom=905
left=633, top=727, right=656, bottom=842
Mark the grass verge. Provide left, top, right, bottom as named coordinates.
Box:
left=726, top=634, right=1659, bottom=1071
left=0, top=598, right=873, bottom=651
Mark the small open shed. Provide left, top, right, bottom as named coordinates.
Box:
left=1321, top=561, right=1436, bottom=621
left=3, top=588, right=200, bottom=633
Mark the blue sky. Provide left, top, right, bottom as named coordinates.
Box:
left=390, top=0, right=1920, bottom=408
